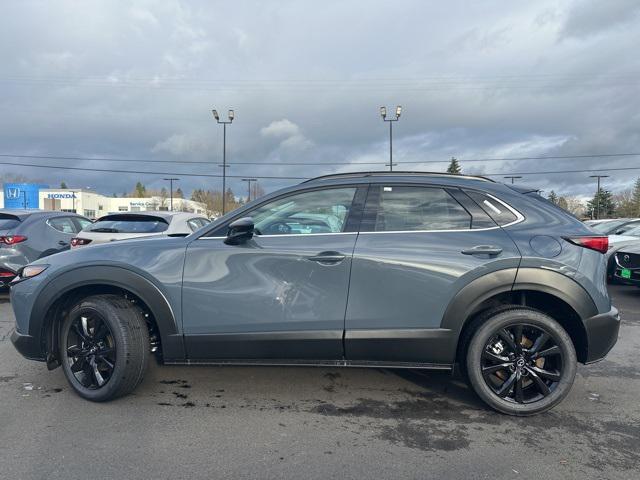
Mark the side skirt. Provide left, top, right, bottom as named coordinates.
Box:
left=164, top=358, right=453, bottom=370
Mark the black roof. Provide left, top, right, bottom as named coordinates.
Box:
left=301, top=171, right=495, bottom=184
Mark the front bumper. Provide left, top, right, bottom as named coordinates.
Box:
left=584, top=306, right=620, bottom=364
left=10, top=329, right=45, bottom=361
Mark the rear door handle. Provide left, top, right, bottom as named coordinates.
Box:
left=307, top=251, right=346, bottom=264
left=461, top=245, right=503, bottom=256
left=58, top=240, right=69, bottom=246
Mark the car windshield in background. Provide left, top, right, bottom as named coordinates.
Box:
left=87, top=216, right=169, bottom=234
left=620, top=225, right=640, bottom=237
left=590, top=220, right=628, bottom=234
left=0, top=215, right=21, bottom=230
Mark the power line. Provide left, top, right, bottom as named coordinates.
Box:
left=1, top=152, right=639, bottom=167
left=2, top=160, right=640, bottom=180
left=0, top=161, right=306, bottom=180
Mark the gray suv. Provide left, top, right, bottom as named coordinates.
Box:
left=0, top=210, right=92, bottom=286
left=9, top=172, right=619, bottom=415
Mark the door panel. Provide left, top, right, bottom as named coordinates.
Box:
left=344, top=185, right=521, bottom=363
left=182, top=234, right=357, bottom=359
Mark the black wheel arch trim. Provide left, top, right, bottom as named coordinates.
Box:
left=442, top=267, right=599, bottom=363
left=28, top=265, right=184, bottom=361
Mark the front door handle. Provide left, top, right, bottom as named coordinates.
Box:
left=461, top=245, right=503, bottom=256
left=307, top=251, right=346, bottom=264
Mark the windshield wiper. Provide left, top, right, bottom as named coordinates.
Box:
left=90, top=228, right=120, bottom=233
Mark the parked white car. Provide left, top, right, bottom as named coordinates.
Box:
left=71, top=212, right=210, bottom=248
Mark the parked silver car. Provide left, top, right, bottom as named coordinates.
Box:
left=71, top=211, right=210, bottom=248
left=0, top=209, right=92, bottom=285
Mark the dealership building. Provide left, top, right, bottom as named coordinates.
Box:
left=2, top=184, right=209, bottom=219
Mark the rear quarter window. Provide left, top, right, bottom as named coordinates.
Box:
left=465, top=190, right=519, bottom=226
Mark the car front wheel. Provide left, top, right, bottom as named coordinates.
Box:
left=466, top=307, right=577, bottom=416
left=60, top=294, right=149, bottom=401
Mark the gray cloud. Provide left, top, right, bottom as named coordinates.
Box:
left=0, top=0, right=639, bottom=201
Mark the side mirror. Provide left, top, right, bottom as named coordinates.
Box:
left=224, top=217, right=254, bottom=245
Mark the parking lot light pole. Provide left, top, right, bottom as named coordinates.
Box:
left=380, top=106, right=402, bottom=171
left=242, top=178, right=258, bottom=202
left=504, top=175, right=522, bottom=184
left=590, top=175, right=609, bottom=219
left=163, top=178, right=179, bottom=211
left=212, top=108, right=235, bottom=215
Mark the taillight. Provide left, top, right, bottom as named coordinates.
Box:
left=0, top=235, right=27, bottom=245
left=71, top=238, right=92, bottom=247
left=0, top=269, right=15, bottom=278
left=564, top=236, right=608, bottom=254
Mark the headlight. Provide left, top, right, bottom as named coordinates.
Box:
left=20, top=265, right=49, bottom=280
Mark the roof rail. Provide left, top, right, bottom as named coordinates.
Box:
left=301, top=171, right=495, bottom=184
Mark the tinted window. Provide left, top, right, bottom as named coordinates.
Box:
left=249, top=187, right=357, bottom=235
left=465, top=191, right=518, bottom=226
left=373, top=186, right=471, bottom=231
left=75, top=218, right=93, bottom=231
left=47, top=217, right=77, bottom=234
left=187, top=219, right=206, bottom=232
left=0, top=215, right=21, bottom=230
left=88, top=216, right=169, bottom=233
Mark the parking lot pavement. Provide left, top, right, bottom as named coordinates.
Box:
left=0, top=286, right=638, bottom=480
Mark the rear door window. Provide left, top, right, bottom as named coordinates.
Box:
left=88, top=215, right=169, bottom=233
left=47, top=217, right=78, bottom=234
left=367, top=186, right=472, bottom=231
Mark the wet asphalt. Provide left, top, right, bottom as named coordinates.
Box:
left=0, top=285, right=638, bottom=479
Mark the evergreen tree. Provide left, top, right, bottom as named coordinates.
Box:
left=60, top=181, right=68, bottom=189
left=587, top=188, right=615, bottom=219
left=133, top=182, right=146, bottom=197
left=175, top=187, right=184, bottom=199
left=547, top=191, right=558, bottom=205
left=446, top=157, right=461, bottom=174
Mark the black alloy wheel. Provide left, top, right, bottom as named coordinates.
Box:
left=65, top=311, right=116, bottom=389
left=481, top=323, right=563, bottom=404
left=465, top=307, right=577, bottom=416
left=60, top=294, right=149, bottom=401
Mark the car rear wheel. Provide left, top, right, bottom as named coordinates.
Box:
left=466, top=307, right=577, bottom=416
left=60, top=294, right=149, bottom=401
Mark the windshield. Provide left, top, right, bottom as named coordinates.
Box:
left=590, top=220, right=628, bottom=234
left=620, top=225, right=640, bottom=237
left=0, top=215, right=21, bottom=230
left=86, top=216, right=169, bottom=234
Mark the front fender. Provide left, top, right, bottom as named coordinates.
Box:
left=27, top=265, right=185, bottom=361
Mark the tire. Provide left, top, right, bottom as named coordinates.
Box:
left=59, top=294, right=149, bottom=401
left=465, top=306, right=577, bottom=416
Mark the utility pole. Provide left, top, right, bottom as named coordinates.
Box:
left=242, top=178, right=258, bottom=202
left=212, top=108, right=235, bottom=214
left=380, top=106, right=402, bottom=171
left=589, top=175, right=609, bottom=220
left=504, top=175, right=523, bottom=184
left=163, top=178, right=179, bottom=211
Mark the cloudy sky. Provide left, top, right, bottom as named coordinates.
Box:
left=1, top=0, right=639, bottom=199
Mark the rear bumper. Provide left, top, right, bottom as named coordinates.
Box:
left=584, top=306, right=620, bottom=364
left=10, top=329, right=45, bottom=361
